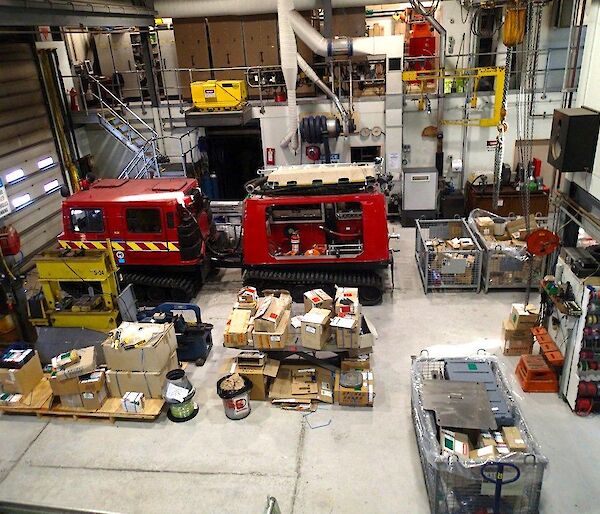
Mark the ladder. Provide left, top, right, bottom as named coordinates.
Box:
left=87, top=75, right=163, bottom=179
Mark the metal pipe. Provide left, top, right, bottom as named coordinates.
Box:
left=297, top=53, right=349, bottom=128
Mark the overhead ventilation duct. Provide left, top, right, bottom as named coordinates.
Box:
left=278, top=0, right=299, bottom=152
left=156, top=0, right=385, bottom=18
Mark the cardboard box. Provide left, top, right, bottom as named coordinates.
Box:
left=122, top=391, right=145, bottom=413
left=79, top=372, right=107, bottom=410
left=49, top=375, right=81, bottom=396
left=0, top=353, right=43, bottom=395
left=103, top=323, right=177, bottom=372
left=301, top=308, right=332, bottom=350
left=52, top=346, right=97, bottom=381
left=254, top=295, right=290, bottom=333
left=106, top=352, right=179, bottom=399
left=507, top=215, right=538, bottom=238
left=269, top=364, right=334, bottom=404
left=502, top=426, right=527, bottom=452
left=254, top=310, right=291, bottom=350
left=291, top=368, right=318, bottom=395
left=510, top=303, right=539, bottom=327
left=0, top=392, right=22, bottom=405
left=440, top=429, right=471, bottom=458
left=341, top=356, right=371, bottom=371
left=222, top=357, right=280, bottom=400
left=303, top=289, right=333, bottom=313
left=60, top=393, right=84, bottom=409
left=475, top=216, right=495, bottom=236
left=335, top=370, right=374, bottom=407
left=478, top=432, right=497, bottom=448
left=359, top=316, right=378, bottom=349
left=502, top=319, right=533, bottom=340
left=335, top=287, right=360, bottom=316
left=469, top=445, right=498, bottom=460
left=331, top=315, right=359, bottom=349
left=224, top=309, right=252, bottom=347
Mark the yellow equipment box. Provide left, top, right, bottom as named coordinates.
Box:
left=191, top=80, right=248, bottom=111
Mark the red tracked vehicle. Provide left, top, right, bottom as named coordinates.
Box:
left=58, top=178, right=221, bottom=302
left=242, top=163, right=391, bottom=305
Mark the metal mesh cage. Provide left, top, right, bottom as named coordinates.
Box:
left=416, top=219, right=483, bottom=293
left=411, top=354, right=548, bottom=514
left=469, top=216, right=549, bottom=292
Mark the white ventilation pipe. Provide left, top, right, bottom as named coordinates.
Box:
left=278, top=0, right=299, bottom=152
left=156, top=0, right=382, bottom=18
left=288, top=10, right=373, bottom=57
left=297, top=53, right=350, bottom=132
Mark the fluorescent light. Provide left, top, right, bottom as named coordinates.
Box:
left=12, top=193, right=31, bottom=208
left=37, top=157, right=54, bottom=169
left=5, top=169, right=24, bottom=183
left=44, top=179, right=60, bottom=193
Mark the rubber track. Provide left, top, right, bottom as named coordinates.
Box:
left=243, top=269, right=383, bottom=305
left=121, top=272, right=198, bottom=301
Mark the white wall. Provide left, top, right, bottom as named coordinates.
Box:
left=568, top=1, right=600, bottom=199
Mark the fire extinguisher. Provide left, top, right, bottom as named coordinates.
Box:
left=69, top=88, right=80, bottom=112
left=290, top=231, right=300, bottom=255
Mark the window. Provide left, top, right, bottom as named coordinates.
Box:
left=70, top=208, right=104, bottom=233
left=126, top=208, right=162, bottom=233
left=44, top=179, right=60, bottom=193
left=37, top=157, right=54, bottom=169
left=12, top=193, right=31, bottom=209
left=5, top=169, right=24, bottom=184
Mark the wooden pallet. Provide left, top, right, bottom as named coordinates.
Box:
left=0, top=377, right=164, bottom=422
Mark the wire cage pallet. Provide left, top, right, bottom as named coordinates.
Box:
left=415, top=219, right=483, bottom=293
left=411, top=354, right=548, bottom=514
left=469, top=216, right=549, bottom=293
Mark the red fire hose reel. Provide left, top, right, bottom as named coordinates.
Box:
left=526, top=228, right=560, bottom=256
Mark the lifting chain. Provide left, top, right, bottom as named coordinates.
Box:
left=492, top=48, right=513, bottom=209
left=522, top=2, right=543, bottom=305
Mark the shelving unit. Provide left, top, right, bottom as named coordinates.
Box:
left=544, top=256, right=600, bottom=413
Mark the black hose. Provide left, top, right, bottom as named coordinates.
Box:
left=245, top=176, right=268, bottom=193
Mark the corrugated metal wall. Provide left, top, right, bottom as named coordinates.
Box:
left=0, top=43, right=65, bottom=262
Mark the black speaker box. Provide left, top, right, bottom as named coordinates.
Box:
left=547, top=107, right=600, bottom=172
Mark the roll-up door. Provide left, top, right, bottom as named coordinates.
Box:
left=0, top=43, right=65, bottom=262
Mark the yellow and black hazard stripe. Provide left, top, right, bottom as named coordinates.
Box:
left=59, top=240, right=108, bottom=250
left=59, top=240, right=180, bottom=252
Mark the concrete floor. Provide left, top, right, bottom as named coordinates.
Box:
left=0, top=226, right=596, bottom=513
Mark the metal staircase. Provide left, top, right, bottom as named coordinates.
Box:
left=87, top=75, right=163, bottom=178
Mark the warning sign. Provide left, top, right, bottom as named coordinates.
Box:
left=0, top=179, right=11, bottom=219
left=486, top=140, right=498, bottom=152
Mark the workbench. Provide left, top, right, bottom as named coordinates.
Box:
left=465, top=182, right=549, bottom=216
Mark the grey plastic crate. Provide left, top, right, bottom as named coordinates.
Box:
left=415, top=219, right=483, bottom=293
left=411, top=355, right=548, bottom=514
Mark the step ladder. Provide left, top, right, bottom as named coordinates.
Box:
left=515, top=354, right=559, bottom=393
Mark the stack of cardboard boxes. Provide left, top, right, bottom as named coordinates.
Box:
left=221, top=286, right=377, bottom=409
left=48, top=347, right=107, bottom=410
left=103, top=322, right=180, bottom=403
left=440, top=425, right=529, bottom=461
left=224, top=288, right=292, bottom=349
left=0, top=349, right=44, bottom=403
left=502, top=303, right=540, bottom=356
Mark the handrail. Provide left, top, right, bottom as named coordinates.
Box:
left=95, top=98, right=148, bottom=144
left=87, top=74, right=158, bottom=138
